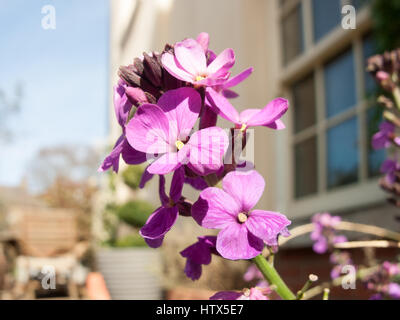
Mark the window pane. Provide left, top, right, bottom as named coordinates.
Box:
left=281, top=4, right=304, bottom=65
left=295, top=137, right=318, bottom=198
left=363, top=34, right=378, bottom=96
left=312, top=0, right=341, bottom=42
left=327, top=117, right=359, bottom=189
left=293, top=73, right=316, bottom=133
left=325, top=49, right=357, bottom=118
left=367, top=108, right=385, bottom=177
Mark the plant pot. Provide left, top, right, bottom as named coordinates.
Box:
left=95, top=247, right=162, bottom=300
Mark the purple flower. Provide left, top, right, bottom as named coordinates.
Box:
left=205, top=87, right=288, bottom=131
left=372, top=121, right=400, bottom=150
left=310, top=213, right=346, bottom=255
left=387, top=283, right=400, bottom=299
left=98, top=79, right=147, bottom=173
left=381, top=159, right=400, bottom=185
left=126, top=87, right=229, bottom=175
left=192, top=170, right=291, bottom=260
left=139, top=168, right=185, bottom=247
left=210, top=287, right=268, bottom=300
left=161, top=38, right=235, bottom=87
left=180, top=236, right=217, bottom=280
left=382, top=261, right=400, bottom=277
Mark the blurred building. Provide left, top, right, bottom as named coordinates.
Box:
left=107, top=0, right=398, bottom=298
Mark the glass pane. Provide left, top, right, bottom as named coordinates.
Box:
left=293, top=73, right=316, bottom=133
left=367, top=108, right=385, bottom=177
left=363, top=34, right=378, bottom=97
left=295, top=137, right=318, bottom=198
left=312, top=0, right=341, bottom=42
left=325, top=49, right=357, bottom=118
left=327, top=117, right=359, bottom=189
left=281, top=4, right=304, bottom=65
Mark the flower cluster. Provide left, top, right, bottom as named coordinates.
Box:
left=100, top=33, right=291, bottom=274
left=364, top=261, right=400, bottom=300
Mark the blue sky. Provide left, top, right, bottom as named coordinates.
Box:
left=0, top=0, right=109, bottom=187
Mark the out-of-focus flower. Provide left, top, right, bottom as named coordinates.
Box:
left=192, top=170, right=291, bottom=260
left=139, top=168, right=185, bottom=247
left=310, top=213, right=347, bottom=254
left=126, top=87, right=229, bottom=175
left=387, top=283, right=400, bottom=299
left=382, top=261, right=400, bottom=277
left=205, top=87, right=288, bottom=132
left=210, top=287, right=270, bottom=300
left=372, top=121, right=400, bottom=150
left=243, top=264, right=269, bottom=288
left=364, top=261, right=400, bottom=300
left=329, top=251, right=353, bottom=279
left=180, top=236, right=217, bottom=280
left=98, top=79, right=147, bottom=173
left=381, top=159, right=400, bottom=185
left=367, top=49, right=400, bottom=92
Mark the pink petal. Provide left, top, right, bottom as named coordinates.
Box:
left=187, top=127, right=229, bottom=175
left=246, top=210, right=291, bottom=244
left=246, top=98, right=288, bottom=127
left=147, top=152, right=182, bottom=175
left=196, top=32, right=209, bottom=52
left=239, top=109, right=260, bottom=124
left=265, top=119, right=286, bottom=130
left=207, top=48, right=235, bottom=78
left=205, top=88, right=240, bottom=124
left=222, top=170, right=265, bottom=212
left=224, top=67, right=253, bottom=89
left=140, top=206, right=179, bottom=239
left=222, top=89, right=239, bottom=99
left=157, top=88, right=201, bottom=139
left=161, top=52, right=195, bottom=82
left=216, top=223, right=264, bottom=260
left=174, top=39, right=207, bottom=76
left=126, top=104, right=171, bottom=154
left=192, top=187, right=240, bottom=229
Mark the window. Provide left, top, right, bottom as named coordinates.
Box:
left=281, top=2, right=304, bottom=65
left=312, top=0, right=341, bottom=42
left=278, top=0, right=384, bottom=215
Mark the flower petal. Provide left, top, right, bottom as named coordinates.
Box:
left=224, top=67, right=253, bottom=89
left=98, top=135, right=125, bottom=173
left=245, top=98, right=288, bottom=127
left=139, top=165, right=154, bottom=189
left=161, top=52, right=195, bottom=82
left=157, top=87, right=201, bottom=139
left=210, top=291, right=242, bottom=300
left=265, top=119, right=286, bottom=130
left=121, top=139, right=147, bottom=165
left=205, top=88, right=239, bottom=124
left=192, top=187, right=240, bottom=229
left=187, top=127, right=229, bottom=176
left=145, top=237, right=164, bottom=248
left=170, top=166, right=185, bottom=203
left=174, top=38, right=207, bottom=76
left=147, top=152, right=182, bottom=175
left=126, top=104, right=171, bottom=154
left=222, top=170, right=265, bottom=212
left=246, top=210, right=291, bottom=245
left=184, top=259, right=202, bottom=281
left=216, top=223, right=264, bottom=260
left=140, top=206, right=178, bottom=239
left=207, top=48, right=235, bottom=78
left=196, top=32, right=209, bottom=52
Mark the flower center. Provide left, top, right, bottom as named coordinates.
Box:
left=175, top=140, right=184, bottom=150
left=237, top=212, right=248, bottom=223
left=195, top=75, right=206, bottom=82
left=240, top=123, right=247, bottom=132
left=243, top=288, right=251, bottom=297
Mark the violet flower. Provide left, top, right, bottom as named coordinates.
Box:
left=387, top=283, right=400, bottom=299
left=126, top=87, right=229, bottom=175
left=192, top=170, right=291, bottom=260
left=381, top=159, right=400, bottom=185
left=98, top=79, right=147, bottom=173
left=180, top=236, right=217, bottom=281
left=139, top=167, right=185, bottom=247
left=161, top=37, right=235, bottom=87
left=210, top=287, right=269, bottom=300
left=372, top=121, right=400, bottom=150
left=310, top=213, right=347, bottom=254
left=205, top=87, right=288, bottom=132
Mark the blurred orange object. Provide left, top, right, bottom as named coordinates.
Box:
left=86, top=272, right=111, bottom=300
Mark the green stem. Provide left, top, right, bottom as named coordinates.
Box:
left=253, top=254, right=296, bottom=300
